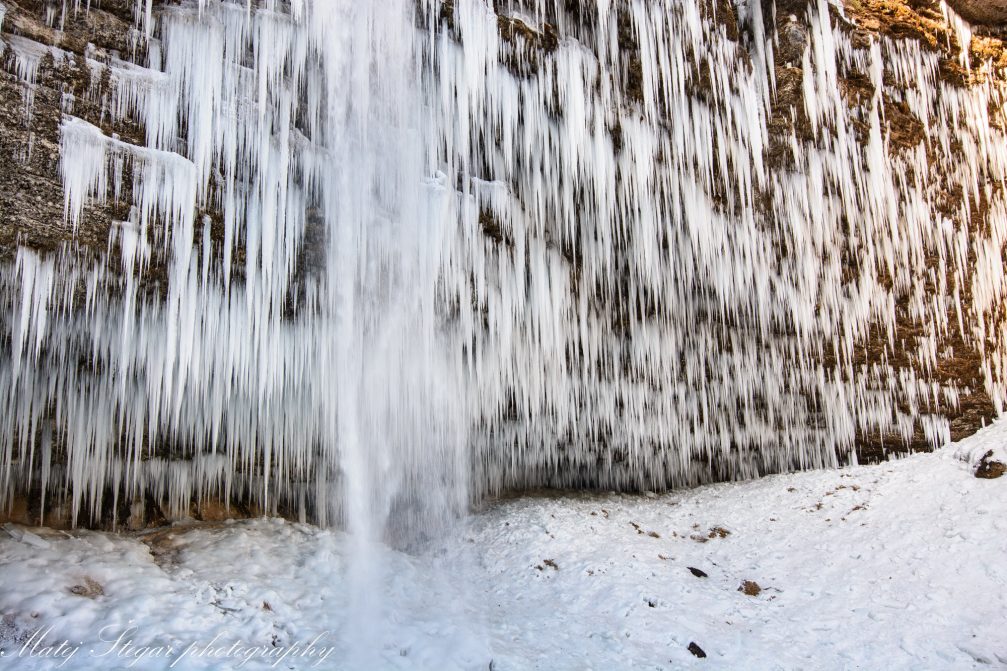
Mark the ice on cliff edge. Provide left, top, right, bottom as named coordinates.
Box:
left=0, top=0, right=1005, bottom=531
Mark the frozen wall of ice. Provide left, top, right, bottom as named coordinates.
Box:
left=0, top=0, right=1005, bottom=531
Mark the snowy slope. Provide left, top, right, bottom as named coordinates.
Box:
left=0, top=424, right=1005, bottom=670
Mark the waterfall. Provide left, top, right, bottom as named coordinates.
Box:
left=1, top=0, right=470, bottom=537
left=0, top=0, right=1006, bottom=532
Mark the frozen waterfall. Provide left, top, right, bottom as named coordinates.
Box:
left=0, top=0, right=1006, bottom=536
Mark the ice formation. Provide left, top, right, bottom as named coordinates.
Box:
left=0, top=0, right=1006, bottom=537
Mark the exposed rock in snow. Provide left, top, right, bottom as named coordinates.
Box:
left=953, top=420, right=1007, bottom=478
left=976, top=453, right=1006, bottom=479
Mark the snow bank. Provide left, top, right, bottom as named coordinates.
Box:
left=952, top=418, right=1007, bottom=476
left=0, top=448, right=1003, bottom=670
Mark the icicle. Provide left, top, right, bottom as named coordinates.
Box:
left=0, top=0, right=1005, bottom=538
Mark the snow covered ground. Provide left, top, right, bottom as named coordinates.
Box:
left=0, top=425, right=1005, bottom=670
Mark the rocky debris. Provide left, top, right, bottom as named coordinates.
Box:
left=975, top=450, right=1006, bottom=479
left=535, top=558, right=559, bottom=571
left=692, top=525, right=732, bottom=542
left=67, top=576, right=104, bottom=599
left=688, top=566, right=709, bottom=578
left=738, top=580, right=762, bottom=596
left=629, top=521, right=661, bottom=537
left=688, top=642, right=707, bottom=658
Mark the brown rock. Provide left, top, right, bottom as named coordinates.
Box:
left=0, top=498, right=32, bottom=526
left=196, top=500, right=236, bottom=522
left=68, top=577, right=104, bottom=599
left=975, top=450, right=1006, bottom=479
left=946, top=0, right=1007, bottom=25
left=738, top=580, right=762, bottom=596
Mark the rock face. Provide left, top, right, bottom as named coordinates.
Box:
left=0, top=0, right=1006, bottom=528
left=946, top=0, right=1007, bottom=25
left=0, top=1, right=139, bottom=259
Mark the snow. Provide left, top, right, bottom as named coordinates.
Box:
left=954, top=420, right=1007, bottom=473
left=1, top=425, right=1004, bottom=670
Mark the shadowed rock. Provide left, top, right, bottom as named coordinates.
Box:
left=947, top=0, right=1007, bottom=25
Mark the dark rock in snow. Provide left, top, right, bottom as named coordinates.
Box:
left=975, top=451, right=1006, bottom=479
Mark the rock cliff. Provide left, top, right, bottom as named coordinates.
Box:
left=0, top=0, right=1004, bottom=528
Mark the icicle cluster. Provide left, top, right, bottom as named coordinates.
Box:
left=0, top=0, right=1005, bottom=530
